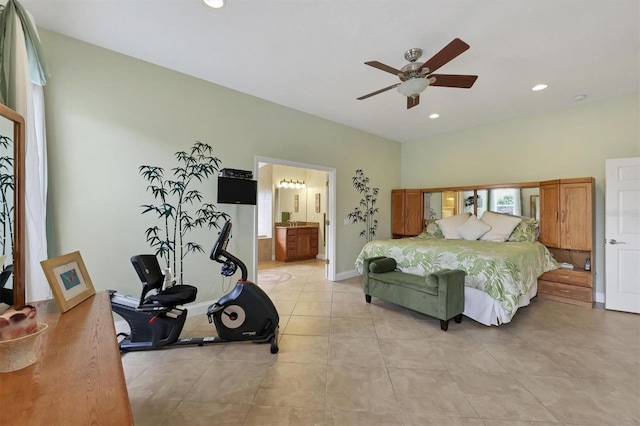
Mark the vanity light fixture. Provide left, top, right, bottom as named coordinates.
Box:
left=203, top=0, right=225, bottom=8
left=277, top=179, right=306, bottom=189
left=531, top=84, right=548, bottom=91
left=429, top=113, right=440, bottom=119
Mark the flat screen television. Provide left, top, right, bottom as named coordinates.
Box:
left=217, top=176, right=257, bottom=205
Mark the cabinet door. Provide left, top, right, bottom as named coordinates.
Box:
left=391, top=190, right=406, bottom=235
left=561, top=183, right=592, bottom=250
left=539, top=183, right=560, bottom=248
left=296, top=229, right=311, bottom=258
left=404, top=190, right=424, bottom=235
left=392, top=189, right=423, bottom=236
left=275, top=228, right=288, bottom=261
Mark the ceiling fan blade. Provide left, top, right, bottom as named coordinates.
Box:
left=419, top=38, right=470, bottom=73
left=429, top=74, right=478, bottom=88
left=365, top=61, right=404, bottom=76
left=407, top=95, right=420, bottom=109
left=357, top=83, right=401, bottom=100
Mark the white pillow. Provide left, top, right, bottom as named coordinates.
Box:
left=436, top=213, right=471, bottom=239
left=479, top=211, right=522, bottom=242
left=458, top=215, right=492, bottom=240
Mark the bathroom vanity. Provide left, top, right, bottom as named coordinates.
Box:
left=275, top=223, right=319, bottom=262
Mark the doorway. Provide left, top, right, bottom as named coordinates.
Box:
left=254, top=156, right=336, bottom=281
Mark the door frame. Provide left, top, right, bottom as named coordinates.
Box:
left=254, top=156, right=337, bottom=281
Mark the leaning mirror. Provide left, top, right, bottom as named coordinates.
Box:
left=0, top=103, right=25, bottom=310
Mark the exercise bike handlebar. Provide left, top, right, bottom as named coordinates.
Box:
left=209, top=220, right=248, bottom=281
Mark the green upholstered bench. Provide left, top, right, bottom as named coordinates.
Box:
left=362, top=256, right=466, bottom=331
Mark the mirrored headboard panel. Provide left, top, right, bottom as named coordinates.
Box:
left=0, top=103, right=25, bottom=309
left=422, top=181, right=540, bottom=222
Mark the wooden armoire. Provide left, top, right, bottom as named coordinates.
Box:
left=391, top=189, right=423, bottom=239
left=537, top=177, right=595, bottom=307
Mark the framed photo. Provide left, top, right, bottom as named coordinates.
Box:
left=40, top=251, right=96, bottom=312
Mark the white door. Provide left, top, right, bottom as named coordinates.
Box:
left=605, top=157, right=640, bottom=313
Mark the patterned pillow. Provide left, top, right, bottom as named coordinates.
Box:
left=508, top=218, right=540, bottom=243
left=418, top=219, right=444, bottom=239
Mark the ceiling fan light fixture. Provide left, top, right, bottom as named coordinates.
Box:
left=204, top=0, right=225, bottom=8
left=397, top=78, right=430, bottom=98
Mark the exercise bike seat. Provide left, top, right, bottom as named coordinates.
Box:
left=131, top=255, right=197, bottom=308
left=144, top=285, right=197, bottom=307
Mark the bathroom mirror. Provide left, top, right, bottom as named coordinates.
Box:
left=0, top=103, right=25, bottom=309
left=276, top=186, right=308, bottom=222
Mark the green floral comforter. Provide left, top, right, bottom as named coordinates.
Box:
left=355, top=238, right=558, bottom=320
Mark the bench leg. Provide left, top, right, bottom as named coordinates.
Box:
left=440, top=319, right=449, bottom=331
left=454, top=314, right=463, bottom=323
left=365, top=294, right=371, bottom=303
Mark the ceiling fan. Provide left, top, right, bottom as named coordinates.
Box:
left=357, top=38, right=478, bottom=109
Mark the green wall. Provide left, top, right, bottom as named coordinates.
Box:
left=40, top=29, right=400, bottom=301
left=37, top=27, right=639, bottom=305
left=401, top=93, right=640, bottom=300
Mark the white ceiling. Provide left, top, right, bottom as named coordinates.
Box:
left=18, top=0, right=640, bottom=143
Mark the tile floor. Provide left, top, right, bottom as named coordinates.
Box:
left=122, top=259, right=640, bottom=425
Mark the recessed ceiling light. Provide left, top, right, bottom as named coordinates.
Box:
left=573, top=94, right=587, bottom=101
left=532, top=84, right=548, bottom=91
left=429, top=113, right=440, bottom=119
left=204, top=0, right=225, bottom=8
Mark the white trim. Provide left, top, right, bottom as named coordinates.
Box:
left=335, top=269, right=360, bottom=281
left=254, top=156, right=337, bottom=281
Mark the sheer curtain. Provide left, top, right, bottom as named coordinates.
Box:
left=0, top=0, right=49, bottom=302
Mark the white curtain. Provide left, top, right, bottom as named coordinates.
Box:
left=0, top=0, right=49, bottom=302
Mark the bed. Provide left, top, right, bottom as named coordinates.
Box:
left=355, top=212, right=558, bottom=326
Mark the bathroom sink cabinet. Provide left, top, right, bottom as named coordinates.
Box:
left=275, top=224, right=319, bottom=262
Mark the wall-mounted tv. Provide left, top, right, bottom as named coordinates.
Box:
left=217, top=176, right=257, bottom=205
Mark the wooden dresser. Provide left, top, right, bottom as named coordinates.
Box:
left=275, top=223, right=319, bottom=262
left=0, top=292, right=133, bottom=425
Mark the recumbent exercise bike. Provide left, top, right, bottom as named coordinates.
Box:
left=109, top=220, right=279, bottom=354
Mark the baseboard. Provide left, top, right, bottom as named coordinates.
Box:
left=335, top=269, right=359, bottom=281
left=594, top=291, right=605, bottom=304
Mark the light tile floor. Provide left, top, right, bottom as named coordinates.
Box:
left=122, top=259, right=640, bottom=425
